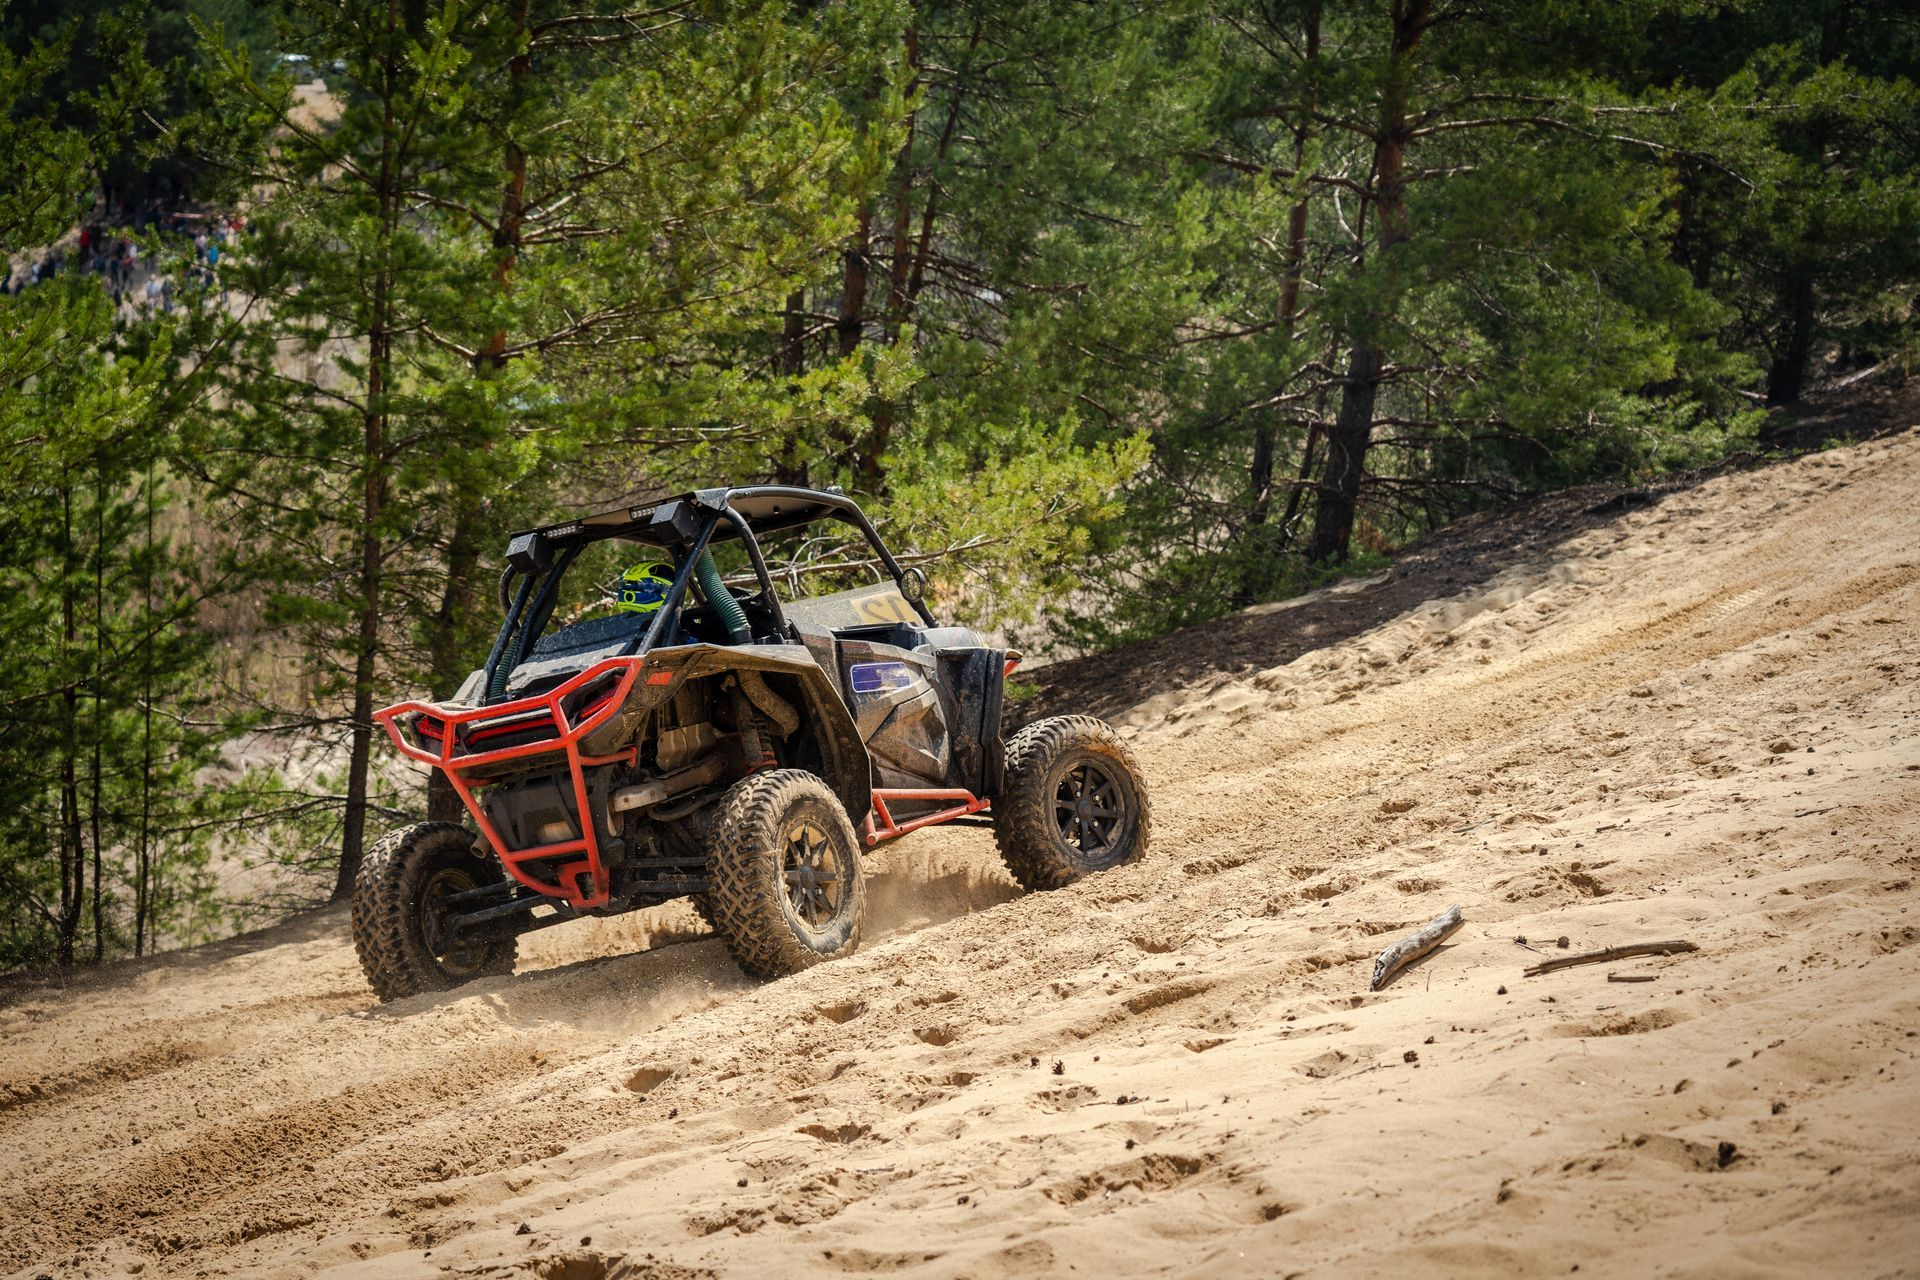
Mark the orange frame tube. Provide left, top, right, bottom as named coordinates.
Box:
left=376, top=654, right=1011, bottom=902
left=373, top=657, right=643, bottom=909
left=861, top=787, right=992, bottom=847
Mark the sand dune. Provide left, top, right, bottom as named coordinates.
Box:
left=3, top=431, right=1917, bottom=1279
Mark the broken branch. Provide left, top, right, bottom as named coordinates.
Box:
left=1525, top=940, right=1698, bottom=977
left=1370, top=905, right=1464, bottom=991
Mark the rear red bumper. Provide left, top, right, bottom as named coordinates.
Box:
left=377, top=655, right=1008, bottom=909
left=374, top=658, right=643, bottom=909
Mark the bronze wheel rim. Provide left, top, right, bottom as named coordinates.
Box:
left=420, top=867, right=489, bottom=976
left=1052, top=759, right=1125, bottom=859
left=781, top=818, right=847, bottom=930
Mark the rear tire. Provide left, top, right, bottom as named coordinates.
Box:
left=351, top=821, right=518, bottom=1003
left=705, top=769, right=865, bottom=980
left=994, top=715, right=1151, bottom=891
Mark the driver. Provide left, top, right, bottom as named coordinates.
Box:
left=615, top=560, right=675, bottom=615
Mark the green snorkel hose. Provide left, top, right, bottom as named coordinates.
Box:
left=696, top=548, right=752, bottom=644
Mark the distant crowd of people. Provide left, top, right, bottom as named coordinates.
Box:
left=3, top=209, right=248, bottom=314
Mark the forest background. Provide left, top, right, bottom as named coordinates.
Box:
left=1, top=0, right=1913, bottom=969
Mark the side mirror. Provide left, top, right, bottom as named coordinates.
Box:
left=900, top=565, right=928, bottom=604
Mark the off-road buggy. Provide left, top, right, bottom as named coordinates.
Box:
left=352, top=485, right=1151, bottom=1001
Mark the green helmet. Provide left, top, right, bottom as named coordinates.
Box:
left=616, top=561, right=674, bottom=614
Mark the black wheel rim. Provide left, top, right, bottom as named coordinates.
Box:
left=782, top=819, right=847, bottom=930
left=1054, top=759, right=1124, bottom=857
left=420, top=867, right=490, bottom=977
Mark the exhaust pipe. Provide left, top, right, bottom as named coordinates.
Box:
left=608, top=752, right=729, bottom=815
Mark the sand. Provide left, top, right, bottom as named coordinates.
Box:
left=2, top=431, right=1917, bottom=1280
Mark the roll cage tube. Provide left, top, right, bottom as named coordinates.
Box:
left=726, top=486, right=937, bottom=629
left=480, top=508, right=732, bottom=698
left=616, top=504, right=791, bottom=652
left=485, top=543, right=583, bottom=703
left=619, top=507, right=725, bottom=657
left=722, top=504, right=790, bottom=638
left=482, top=571, right=537, bottom=698
left=480, top=486, right=933, bottom=696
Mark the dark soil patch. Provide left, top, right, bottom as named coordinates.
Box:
left=1759, top=366, right=1920, bottom=453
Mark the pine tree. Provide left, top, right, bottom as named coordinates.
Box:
left=1083, top=0, right=1774, bottom=613
left=1642, top=1, right=1920, bottom=404
left=0, top=23, right=234, bottom=968
left=198, top=0, right=896, bottom=894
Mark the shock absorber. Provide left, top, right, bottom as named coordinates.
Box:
left=730, top=680, right=773, bottom=770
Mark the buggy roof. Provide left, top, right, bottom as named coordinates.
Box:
left=506, top=486, right=871, bottom=568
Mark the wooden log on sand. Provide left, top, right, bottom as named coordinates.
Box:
left=1370, top=905, right=1465, bottom=991
left=1525, top=940, right=1698, bottom=978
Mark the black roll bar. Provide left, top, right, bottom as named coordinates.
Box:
left=480, top=485, right=934, bottom=689
left=621, top=511, right=724, bottom=658
left=718, top=504, right=790, bottom=639
left=724, top=485, right=936, bottom=627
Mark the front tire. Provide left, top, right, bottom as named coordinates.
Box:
left=994, top=715, right=1151, bottom=891
left=351, top=821, right=517, bottom=1003
left=705, top=769, right=865, bottom=980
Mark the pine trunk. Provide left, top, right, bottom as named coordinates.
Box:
left=90, top=478, right=105, bottom=962
left=135, top=468, right=155, bottom=957
left=1766, top=4, right=1847, bottom=406
left=338, top=411, right=385, bottom=901
left=1247, top=1, right=1320, bottom=524
left=1766, top=270, right=1816, bottom=405
left=1240, top=1, right=1322, bottom=602
left=58, top=488, right=82, bottom=966
left=337, top=25, right=401, bottom=902
left=1307, top=0, right=1426, bottom=565
left=837, top=205, right=873, bottom=359
left=777, top=287, right=807, bottom=379
left=428, top=5, right=530, bottom=825
left=1306, top=346, right=1383, bottom=564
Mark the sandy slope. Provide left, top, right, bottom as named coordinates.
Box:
left=3, top=432, right=1918, bottom=1280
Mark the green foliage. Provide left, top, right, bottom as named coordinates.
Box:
left=4, top=0, right=1918, bottom=962
left=879, top=417, right=1150, bottom=633
left=1003, top=677, right=1040, bottom=706
left=0, top=1, right=284, bottom=201
left=0, top=26, right=243, bottom=967
left=1045, top=0, right=1907, bottom=640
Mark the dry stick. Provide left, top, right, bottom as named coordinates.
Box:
left=1607, top=973, right=1658, bottom=983
left=1525, top=940, right=1698, bottom=978
left=1370, top=905, right=1465, bottom=991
